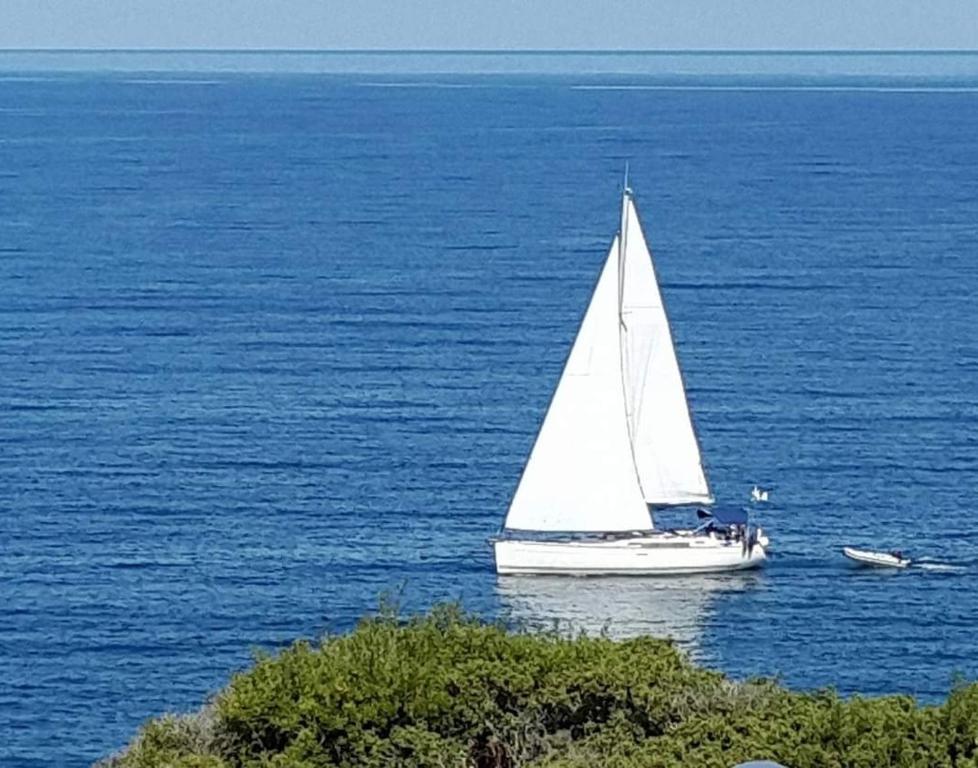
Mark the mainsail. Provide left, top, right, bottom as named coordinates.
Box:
left=619, top=195, right=713, bottom=506
left=503, top=189, right=711, bottom=534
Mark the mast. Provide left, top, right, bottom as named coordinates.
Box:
left=619, top=162, right=631, bottom=299
left=617, top=179, right=650, bottom=513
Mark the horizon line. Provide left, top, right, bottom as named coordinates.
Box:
left=3, top=47, right=978, bottom=55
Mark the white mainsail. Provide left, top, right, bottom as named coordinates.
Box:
left=619, top=196, right=713, bottom=506
left=503, top=189, right=711, bottom=534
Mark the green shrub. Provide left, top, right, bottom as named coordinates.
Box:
left=107, top=604, right=978, bottom=768
left=98, top=705, right=228, bottom=768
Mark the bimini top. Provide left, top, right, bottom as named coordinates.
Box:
left=710, top=508, right=749, bottom=527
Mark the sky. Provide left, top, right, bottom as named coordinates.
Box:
left=2, top=0, right=978, bottom=50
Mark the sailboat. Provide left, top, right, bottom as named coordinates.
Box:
left=493, top=183, right=769, bottom=576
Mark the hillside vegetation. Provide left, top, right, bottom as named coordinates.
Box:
left=103, top=605, right=978, bottom=768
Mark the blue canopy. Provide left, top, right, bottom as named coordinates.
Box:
left=711, top=508, right=749, bottom=526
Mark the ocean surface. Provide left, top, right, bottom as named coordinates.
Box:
left=2, top=52, right=977, bottom=766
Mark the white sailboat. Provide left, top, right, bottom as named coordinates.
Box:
left=493, top=184, right=768, bottom=576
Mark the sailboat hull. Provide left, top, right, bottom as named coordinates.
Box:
left=494, top=533, right=766, bottom=576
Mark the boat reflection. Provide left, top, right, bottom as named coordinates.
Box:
left=496, top=572, right=761, bottom=653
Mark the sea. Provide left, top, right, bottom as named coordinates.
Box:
left=1, top=51, right=977, bottom=767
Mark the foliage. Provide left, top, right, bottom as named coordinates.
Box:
left=98, top=705, right=228, bottom=768
left=106, top=604, right=978, bottom=768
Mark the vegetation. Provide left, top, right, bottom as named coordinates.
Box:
left=102, top=605, right=978, bottom=768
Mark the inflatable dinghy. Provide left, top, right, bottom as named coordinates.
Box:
left=843, top=546, right=911, bottom=569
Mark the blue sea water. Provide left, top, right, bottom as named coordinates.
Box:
left=1, top=53, right=978, bottom=766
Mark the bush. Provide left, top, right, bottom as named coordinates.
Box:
left=106, top=605, right=978, bottom=768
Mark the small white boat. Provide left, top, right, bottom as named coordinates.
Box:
left=750, top=485, right=769, bottom=503
left=842, top=546, right=911, bottom=569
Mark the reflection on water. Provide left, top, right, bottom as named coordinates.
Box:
left=496, top=573, right=761, bottom=655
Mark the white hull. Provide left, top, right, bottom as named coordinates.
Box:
left=495, top=532, right=767, bottom=576
left=842, top=547, right=910, bottom=569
